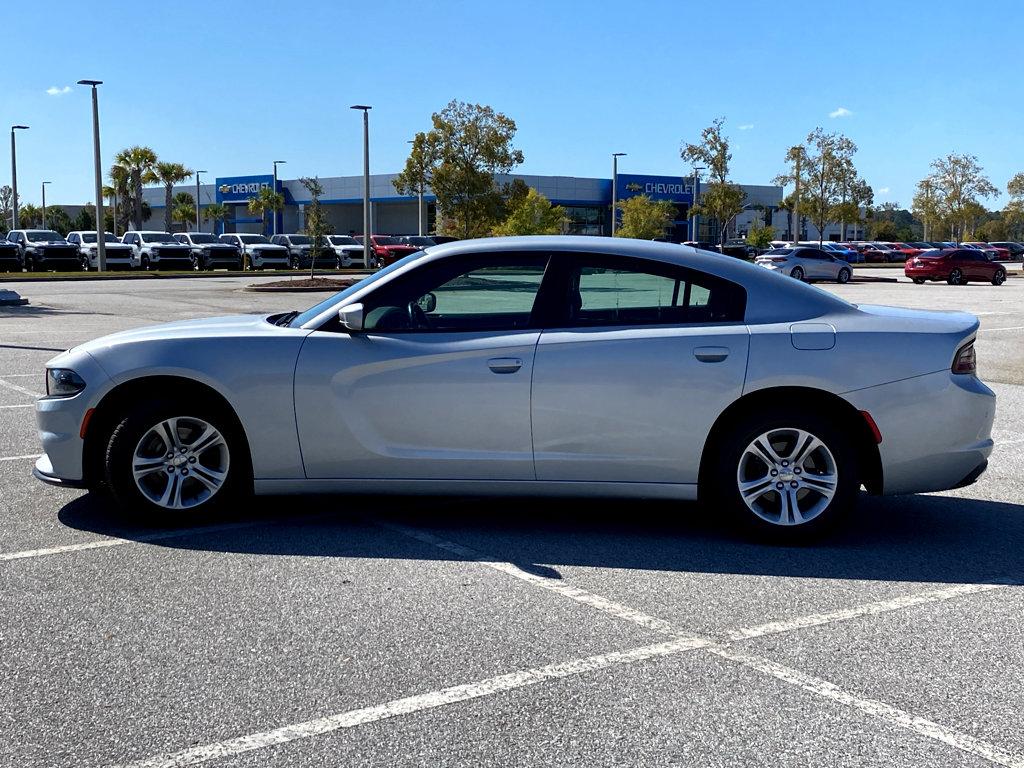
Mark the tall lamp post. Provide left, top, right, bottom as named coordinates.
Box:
left=272, top=160, right=286, bottom=235
left=77, top=79, right=105, bottom=270
left=10, top=125, right=29, bottom=230
left=690, top=164, right=705, bottom=243
left=41, top=181, right=51, bottom=229
left=351, top=106, right=372, bottom=267
left=610, top=153, right=626, bottom=236
left=407, top=139, right=425, bottom=236
left=194, top=170, right=206, bottom=231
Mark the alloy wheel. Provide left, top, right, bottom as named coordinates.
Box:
left=791, top=267, right=804, bottom=281
left=736, top=427, right=838, bottom=526
left=131, top=416, right=230, bottom=510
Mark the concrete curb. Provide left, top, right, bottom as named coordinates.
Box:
left=244, top=285, right=351, bottom=293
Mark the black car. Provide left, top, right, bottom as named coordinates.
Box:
left=7, top=230, right=80, bottom=271
left=173, top=233, right=243, bottom=270
left=0, top=238, right=21, bottom=271
left=988, top=242, right=1024, bottom=262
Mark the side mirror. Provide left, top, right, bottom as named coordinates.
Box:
left=338, top=303, right=365, bottom=332
left=416, top=292, right=437, bottom=313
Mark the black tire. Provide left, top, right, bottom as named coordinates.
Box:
left=103, top=398, right=250, bottom=523
left=992, top=268, right=1006, bottom=286
left=706, top=408, right=860, bottom=542
left=790, top=266, right=805, bottom=281
left=141, top=255, right=151, bottom=271
left=191, top=254, right=201, bottom=272
left=289, top=256, right=300, bottom=270
left=836, top=268, right=850, bottom=284
left=913, top=278, right=926, bottom=285
left=947, top=268, right=963, bottom=285
left=81, top=256, right=90, bottom=272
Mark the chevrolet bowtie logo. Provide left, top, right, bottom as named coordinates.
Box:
left=218, top=185, right=231, bottom=194
left=625, top=183, right=643, bottom=192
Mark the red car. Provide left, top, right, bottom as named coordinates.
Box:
left=356, top=235, right=420, bottom=268
left=888, top=242, right=924, bottom=258
left=905, top=248, right=1007, bottom=285
left=964, top=242, right=1010, bottom=261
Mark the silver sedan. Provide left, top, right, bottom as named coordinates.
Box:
left=34, top=236, right=994, bottom=540
left=755, top=246, right=853, bottom=283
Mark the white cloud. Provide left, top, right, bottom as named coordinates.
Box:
left=46, top=85, right=71, bottom=96
left=829, top=107, right=853, bottom=118
left=738, top=124, right=754, bottom=131
left=878, top=187, right=891, bottom=194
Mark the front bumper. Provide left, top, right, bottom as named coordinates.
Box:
left=33, top=454, right=88, bottom=489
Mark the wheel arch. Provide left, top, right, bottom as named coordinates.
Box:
left=698, top=385, right=883, bottom=499
left=82, top=374, right=253, bottom=490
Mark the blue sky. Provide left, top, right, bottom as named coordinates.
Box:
left=2, top=0, right=1021, bottom=208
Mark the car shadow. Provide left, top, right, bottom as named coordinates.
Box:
left=56, top=490, right=1024, bottom=586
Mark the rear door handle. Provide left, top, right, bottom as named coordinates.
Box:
left=487, top=357, right=523, bottom=374
left=693, top=346, right=729, bottom=363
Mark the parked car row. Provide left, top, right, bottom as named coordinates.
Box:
left=0, top=230, right=461, bottom=272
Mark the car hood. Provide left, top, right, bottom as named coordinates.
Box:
left=68, top=315, right=282, bottom=356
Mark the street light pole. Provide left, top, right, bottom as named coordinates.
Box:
left=611, top=153, right=626, bottom=236
left=194, top=170, right=206, bottom=231
left=351, top=106, right=372, bottom=267
left=272, top=160, right=286, bottom=235
left=408, top=139, right=425, bottom=236
left=10, top=125, right=28, bottom=230
left=41, top=181, right=50, bottom=229
left=77, top=80, right=105, bottom=270
left=691, top=165, right=705, bottom=243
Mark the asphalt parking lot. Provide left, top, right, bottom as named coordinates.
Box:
left=1, top=267, right=1023, bottom=767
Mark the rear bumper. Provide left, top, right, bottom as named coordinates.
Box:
left=844, top=370, right=995, bottom=495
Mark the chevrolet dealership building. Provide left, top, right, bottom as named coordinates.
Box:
left=141, top=171, right=788, bottom=241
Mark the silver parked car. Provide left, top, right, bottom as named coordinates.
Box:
left=755, top=246, right=853, bottom=283
left=33, top=236, right=993, bottom=539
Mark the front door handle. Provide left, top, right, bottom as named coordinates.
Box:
left=487, top=357, right=523, bottom=374
left=693, top=346, right=729, bottom=363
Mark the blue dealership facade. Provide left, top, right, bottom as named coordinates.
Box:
left=142, top=171, right=786, bottom=241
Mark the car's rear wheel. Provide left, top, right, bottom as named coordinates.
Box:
left=710, top=410, right=859, bottom=540
left=836, top=267, right=850, bottom=284
left=992, top=268, right=1006, bottom=286
left=104, top=401, right=248, bottom=521
left=790, top=266, right=804, bottom=281
left=948, top=268, right=963, bottom=285
left=912, top=277, right=926, bottom=284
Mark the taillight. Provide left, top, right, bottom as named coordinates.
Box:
left=770, top=257, right=787, bottom=263
left=952, top=340, right=976, bottom=375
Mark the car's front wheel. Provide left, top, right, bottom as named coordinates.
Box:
left=992, top=268, right=1006, bottom=286
left=709, top=410, right=859, bottom=540
left=790, top=266, right=804, bottom=281
left=948, top=268, right=963, bottom=285
left=836, top=267, right=850, bottom=284
left=104, top=401, right=248, bottom=520
left=912, top=277, right=926, bottom=284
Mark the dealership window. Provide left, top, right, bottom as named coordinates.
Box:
left=562, top=206, right=605, bottom=236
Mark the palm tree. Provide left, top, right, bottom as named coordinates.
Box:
left=18, top=203, right=42, bottom=228
left=171, top=192, right=196, bottom=232
left=112, top=146, right=158, bottom=230
left=247, top=187, right=284, bottom=234
left=152, top=162, right=193, bottom=232
left=203, top=202, right=231, bottom=234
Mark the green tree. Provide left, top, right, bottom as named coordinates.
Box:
left=394, top=100, right=524, bottom=239
left=19, top=203, right=42, bottom=228
left=74, top=205, right=95, bottom=232
left=927, top=153, right=998, bottom=243
left=247, top=186, right=284, bottom=234
left=151, top=162, right=194, bottom=232
left=203, top=202, right=231, bottom=234
left=911, top=178, right=944, bottom=241
left=299, top=177, right=331, bottom=279
left=977, top=217, right=1008, bottom=242
left=745, top=221, right=775, bottom=251
left=171, top=192, right=196, bottom=232
left=0, top=185, right=11, bottom=229
left=833, top=172, right=873, bottom=240
left=792, top=128, right=858, bottom=245
left=615, top=195, right=676, bottom=240
left=681, top=118, right=746, bottom=247
left=112, top=146, right=158, bottom=229
left=1002, top=172, right=1024, bottom=240
left=43, top=206, right=74, bottom=236
left=493, top=187, right=566, bottom=236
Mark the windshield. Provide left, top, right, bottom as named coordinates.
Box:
left=141, top=233, right=179, bottom=244
left=287, top=235, right=312, bottom=245
left=26, top=231, right=63, bottom=242
left=80, top=233, right=120, bottom=244
left=372, top=236, right=401, bottom=245
left=239, top=235, right=271, bottom=244
left=404, top=236, right=436, bottom=246
left=289, top=252, right=425, bottom=328
left=764, top=248, right=794, bottom=255
left=189, top=233, right=217, bottom=243
left=329, top=236, right=358, bottom=246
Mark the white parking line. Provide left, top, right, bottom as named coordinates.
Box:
left=127, top=519, right=1023, bottom=768
left=983, top=325, right=1024, bottom=333
left=128, top=636, right=711, bottom=768
left=0, top=454, right=42, bottom=462
left=708, top=645, right=1024, bottom=768
left=0, top=404, right=34, bottom=410
left=0, top=378, right=42, bottom=398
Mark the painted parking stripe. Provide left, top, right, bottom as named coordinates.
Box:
left=709, top=645, right=1024, bottom=768
left=0, top=404, right=34, bottom=410
left=129, top=636, right=711, bottom=768
left=0, top=377, right=43, bottom=398
left=0, top=454, right=42, bottom=463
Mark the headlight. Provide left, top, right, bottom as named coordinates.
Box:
left=46, top=368, right=86, bottom=397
